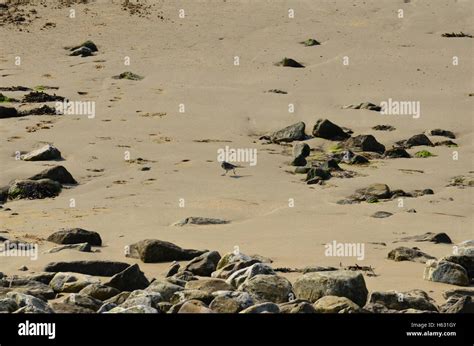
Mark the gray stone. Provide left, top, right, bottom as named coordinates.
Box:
left=184, top=251, right=221, bottom=276
left=239, top=302, right=280, bottom=313
left=104, top=264, right=150, bottom=291
left=44, top=260, right=130, bottom=276
left=313, top=295, right=361, bottom=313
left=239, top=274, right=292, bottom=303
left=47, top=228, right=102, bottom=246
left=312, top=119, right=350, bottom=140
left=28, top=165, right=77, bottom=184
left=8, top=179, right=61, bottom=200
left=344, top=135, right=385, bottom=153
left=423, top=260, right=469, bottom=286
left=270, top=122, right=306, bottom=143
left=293, top=270, right=368, bottom=306
left=126, top=239, right=206, bottom=263
left=21, top=144, right=62, bottom=161
left=368, top=290, right=438, bottom=312
left=387, top=247, right=436, bottom=263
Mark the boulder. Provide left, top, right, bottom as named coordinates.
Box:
left=399, top=134, right=433, bottom=148
left=277, top=58, right=304, bottom=68
left=21, top=144, right=62, bottom=161
left=270, top=122, right=306, bottom=143
left=343, top=102, right=381, bottom=111
left=44, top=260, right=129, bottom=276
left=104, top=264, right=150, bottom=291
left=0, top=105, right=19, bottom=119
left=383, top=147, right=410, bottom=159
left=183, top=251, right=221, bottom=276
left=185, top=278, right=233, bottom=294
left=50, top=302, right=94, bottom=313
left=344, top=135, right=385, bottom=153
left=6, top=291, right=54, bottom=313
left=0, top=298, right=19, bottom=312
left=44, top=243, right=91, bottom=253
left=120, top=290, right=162, bottom=309
left=312, top=119, right=350, bottom=140
left=396, top=232, right=452, bottom=244
left=209, top=291, right=254, bottom=313
left=368, top=290, right=438, bottom=312
left=423, top=260, right=469, bottom=286
left=443, top=255, right=473, bottom=280
left=62, top=293, right=102, bottom=311
left=49, top=272, right=99, bottom=293
left=126, top=239, right=206, bottom=263
left=79, top=284, right=120, bottom=301
left=293, top=270, right=368, bottom=306
left=239, top=302, right=280, bottom=313
left=355, top=183, right=391, bottom=200
left=387, top=247, right=436, bottom=263
left=239, top=274, right=292, bottom=303
left=178, top=299, right=214, bottom=313
left=441, top=295, right=474, bottom=313
left=172, top=217, right=229, bottom=226
left=279, top=299, right=317, bottom=313
left=170, top=289, right=214, bottom=305
left=145, top=279, right=183, bottom=301
left=47, top=228, right=102, bottom=246
left=313, top=295, right=361, bottom=313
left=226, top=263, right=275, bottom=288
left=28, top=165, right=77, bottom=184
left=8, top=179, right=61, bottom=200
left=429, top=129, right=455, bottom=139
left=293, top=142, right=310, bottom=158
left=216, top=251, right=253, bottom=270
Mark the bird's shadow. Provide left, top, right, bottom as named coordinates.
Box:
left=228, top=175, right=250, bottom=179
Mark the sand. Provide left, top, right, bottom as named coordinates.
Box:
left=0, top=0, right=473, bottom=305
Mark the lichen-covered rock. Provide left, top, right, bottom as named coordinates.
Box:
left=423, top=260, right=469, bottom=286
left=239, top=274, right=292, bottom=303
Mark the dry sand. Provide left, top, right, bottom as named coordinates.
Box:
left=0, top=0, right=473, bottom=305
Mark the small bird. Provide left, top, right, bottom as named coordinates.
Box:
left=221, top=161, right=240, bottom=176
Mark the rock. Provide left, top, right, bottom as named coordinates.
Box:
left=170, top=290, right=214, bottom=305
left=104, top=292, right=131, bottom=306
left=70, top=40, right=98, bottom=52
left=107, top=305, right=157, bottom=313
left=212, top=259, right=260, bottom=280
left=293, top=270, right=368, bottom=306
left=120, top=290, right=162, bottom=309
left=164, top=262, right=180, bottom=277
left=112, top=71, right=144, bottom=80
left=240, top=302, right=280, bottom=313
left=47, top=228, right=102, bottom=246
left=343, top=102, right=381, bottom=111
left=277, top=58, right=305, bottom=68
left=383, top=147, right=410, bottom=158
left=178, top=300, right=214, bottom=313
left=239, top=274, right=292, bottom=303
left=216, top=251, right=254, bottom=270
left=332, top=150, right=369, bottom=165
left=156, top=302, right=172, bottom=313
left=434, top=140, right=458, bottom=147
left=168, top=271, right=197, bottom=285
left=344, top=135, right=385, bottom=153
left=0, top=279, right=55, bottom=301
left=372, top=124, right=395, bottom=131
left=79, top=284, right=120, bottom=301
left=70, top=46, right=93, bottom=57
left=226, top=263, right=275, bottom=288
left=185, top=278, right=233, bottom=294
left=388, top=247, right=436, bottom=263
left=62, top=293, right=102, bottom=312
left=429, top=129, right=455, bottom=139
left=293, top=142, right=310, bottom=158
left=44, top=260, right=130, bottom=276
left=269, top=122, right=306, bottom=143
left=312, top=119, right=350, bottom=140
left=305, top=167, right=331, bottom=182
left=29, top=165, right=77, bottom=184
left=6, top=292, right=53, bottom=313
left=443, top=255, right=473, bottom=280
left=209, top=291, right=254, bottom=313
left=291, top=156, right=307, bottom=166
left=441, top=295, right=474, bottom=313
left=22, top=91, right=64, bottom=103
left=0, top=298, right=19, bottom=312
left=371, top=211, right=393, bottom=218
left=301, top=38, right=320, bottom=46
left=356, top=183, right=391, bottom=200
left=49, top=272, right=99, bottom=293
left=423, top=260, right=469, bottom=286
left=24, top=272, right=56, bottom=285
left=145, top=279, right=183, bottom=301
left=21, top=144, right=62, bottom=161
left=313, top=296, right=361, bottom=313
left=184, top=251, right=221, bottom=276
left=279, top=299, right=317, bottom=313
left=398, top=134, right=434, bottom=148
left=8, top=179, right=61, bottom=200
left=126, top=239, right=206, bottom=263
left=0, top=105, right=19, bottom=119
left=50, top=302, right=94, bottom=313
left=443, top=288, right=474, bottom=299
left=396, top=232, right=452, bottom=244
left=172, top=217, right=229, bottom=226
left=44, top=242, right=91, bottom=253
left=104, top=264, right=150, bottom=292
left=294, top=167, right=310, bottom=174
left=368, top=290, right=438, bottom=312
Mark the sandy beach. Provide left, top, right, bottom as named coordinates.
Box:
left=0, top=0, right=473, bottom=315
